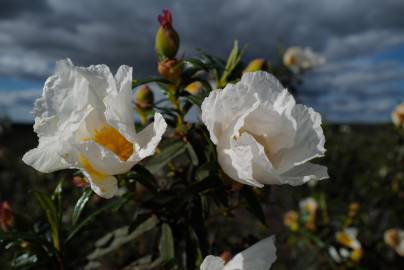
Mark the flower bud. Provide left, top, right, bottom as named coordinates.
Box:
left=0, top=201, right=14, bottom=231
left=135, top=85, right=154, bottom=110
left=158, top=59, right=182, bottom=81
left=73, top=175, right=89, bottom=188
left=220, top=250, right=232, bottom=263
left=155, top=9, right=180, bottom=60
left=243, top=58, right=268, bottom=73
left=185, top=81, right=203, bottom=95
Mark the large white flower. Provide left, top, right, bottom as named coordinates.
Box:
left=283, top=46, right=325, bottom=73
left=201, top=71, right=328, bottom=187
left=200, top=236, right=277, bottom=270
left=23, top=59, right=167, bottom=198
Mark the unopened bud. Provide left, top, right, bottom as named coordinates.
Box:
left=73, top=176, right=89, bottom=188
left=155, top=9, right=180, bottom=60
left=220, top=250, right=232, bottom=263
left=243, top=58, right=268, bottom=73
left=185, top=81, right=203, bottom=95
left=158, top=59, right=182, bottom=81
left=135, top=85, right=154, bottom=110
left=0, top=201, right=14, bottom=231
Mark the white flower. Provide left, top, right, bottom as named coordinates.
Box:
left=299, top=197, right=318, bottom=215
left=391, top=103, right=404, bottom=128
left=201, top=71, right=328, bottom=187
left=200, top=236, right=277, bottom=270
left=23, top=59, right=167, bottom=198
left=336, top=228, right=361, bottom=250
left=283, top=46, right=325, bottom=73
left=384, top=228, right=404, bottom=256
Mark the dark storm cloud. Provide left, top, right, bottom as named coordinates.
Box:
left=0, top=0, right=403, bottom=122
left=0, top=0, right=51, bottom=19
left=0, top=0, right=402, bottom=78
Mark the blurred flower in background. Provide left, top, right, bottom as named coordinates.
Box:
left=391, top=103, right=404, bottom=128
left=283, top=46, right=325, bottom=73
left=384, top=228, right=404, bottom=257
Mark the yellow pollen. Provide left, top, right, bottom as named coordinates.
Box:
left=79, top=155, right=104, bottom=180
left=93, top=126, right=134, bottom=161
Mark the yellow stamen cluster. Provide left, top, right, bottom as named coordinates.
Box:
left=93, top=126, right=134, bottom=161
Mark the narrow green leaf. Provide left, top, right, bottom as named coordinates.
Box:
left=132, top=77, right=171, bottom=88
left=159, top=223, right=175, bottom=260
left=32, top=191, right=61, bottom=251
left=186, top=143, right=199, bottom=166
left=144, top=140, right=187, bottom=173
left=66, top=197, right=126, bottom=243
left=129, top=209, right=152, bottom=232
left=72, top=189, right=93, bottom=226
left=128, top=165, right=158, bottom=192
left=87, top=216, right=159, bottom=260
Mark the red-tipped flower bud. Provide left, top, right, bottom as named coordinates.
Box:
left=155, top=9, right=180, bottom=60
left=0, top=201, right=14, bottom=231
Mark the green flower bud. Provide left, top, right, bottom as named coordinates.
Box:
left=135, top=85, right=154, bottom=110
left=135, top=85, right=154, bottom=125
left=158, top=59, right=182, bottom=81
left=155, top=9, right=179, bottom=60
left=243, top=58, right=268, bottom=73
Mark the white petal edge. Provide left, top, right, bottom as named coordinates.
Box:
left=200, top=255, right=225, bottom=270
left=131, top=112, right=167, bottom=162
left=280, top=162, right=328, bottom=186
left=224, top=235, right=277, bottom=270
left=22, top=137, right=69, bottom=173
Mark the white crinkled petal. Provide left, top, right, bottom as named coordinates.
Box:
left=280, top=162, right=328, bottom=186
left=22, top=137, right=69, bottom=173
left=273, top=104, right=326, bottom=173
left=104, top=65, right=137, bottom=143
left=131, top=112, right=167, bottom=162
left=84, top=173, right=118, bottom=199
left=224, top=235, right=277, bottom=270
left=200, top=255, right=225, bottom=270
left=77, top=141, right=134, bottom=175
left=202, top=71, right=284, bottom=145
left=231, top=132, right=281, bottom=186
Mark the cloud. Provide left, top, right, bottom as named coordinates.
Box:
left=0, top=89, right=41, bottom=122
left=0, top=0, right=403, bottom=122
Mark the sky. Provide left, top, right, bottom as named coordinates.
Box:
left=0, top=0, right=403, bottom=123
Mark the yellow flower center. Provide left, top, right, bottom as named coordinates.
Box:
left=93, top=126, right=134, bottom=161
left=351, top=248, right=363, bottom=262
left=336, top=232, right=353, bottom=248
left=79, top=155, right=105, bottom=180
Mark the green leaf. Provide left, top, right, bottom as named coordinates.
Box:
left=86, top=216, right=158, bottom=261
left=159, top=223, right=175, bottom=260
left=32, top=191, right=61, bottom=252
left=186, top=143, right=199, bottom=166
left=72, top=189, right=93, bottom=226
left=66, top=197, right=126, bottom=243
left=12, top=253, right=38, bottom=269
left=219, top=40, right=246, bottom=87
left=129, top=209, right=152, bottom=232
left=144, top=140, right=187, bottom=173
left=128, top=164, right=158, bottom=192
left=240, top=187, right=267, bottom=225
left=132, top=77, right=171, bottom=89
